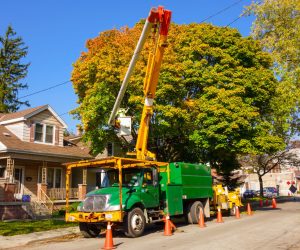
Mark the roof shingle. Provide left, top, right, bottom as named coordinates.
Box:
left=0, top=126, right=92, bottom=159
left=0, top=105, right=47, bottom=122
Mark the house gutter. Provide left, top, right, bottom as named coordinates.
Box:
left=0, top=149, right=93, bottom=160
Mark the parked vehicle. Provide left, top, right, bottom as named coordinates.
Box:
left=264, top=187, right=278, bottom=197
left=243, top=190, right=256, bottom=199
left=65, top=159, right=242, bottom=238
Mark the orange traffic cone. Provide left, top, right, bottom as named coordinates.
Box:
left=198, top=209, right=206, bottom=228
left=102, top=222, right=115, bottom=250
left=272, top=198, right=277, bottom=209
left=265, top=199, right=269, bottom=206
left=164, top=215, right=175, bottom=236
left=216, top=208, right=224, bottom=223
left=235, top=206, right=240, bottom=219
left=259, top=199, right=263, bottom=207
left=247, top=203, right=253, bottom=216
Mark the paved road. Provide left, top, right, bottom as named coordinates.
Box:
left=9, top=199, right=300, bottom=250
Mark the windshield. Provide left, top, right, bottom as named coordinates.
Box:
left=101, top=169, right=142, bottom=187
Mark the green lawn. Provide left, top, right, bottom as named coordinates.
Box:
left=0, top=219, right=78, bottom=236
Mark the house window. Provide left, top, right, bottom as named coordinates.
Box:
left=35, top=124, right=43, bottom=142
left=107, top=142, right=114, bottom=156
left=45, top=125, right=54, bottom=143
left=38, top=167, right=62, bottom=188
left=34, top=123, right=54, bottom=144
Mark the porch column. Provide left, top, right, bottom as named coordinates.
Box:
left=5, top=158, right=15, bottom=183
left=4, top=158, right=16, bottom=201
left=78, top=184, right=87, bottom=201
left=78, top=168, right=87, bottom=200
left=37, top=163, right=47, bottom=201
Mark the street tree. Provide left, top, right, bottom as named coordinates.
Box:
left=246, top=0, right=300, bottom=139
left=239, top=146, right=300, bottom=196
left=0, top=25, right=30, bottom=113
left=71, top=22, right=284, bottom=175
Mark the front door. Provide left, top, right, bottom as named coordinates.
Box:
left=14, top=166, right=24, bottom=197
left=140, top=168, right=159, bottom=208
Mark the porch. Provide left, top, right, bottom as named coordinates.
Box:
left=0, top=157, right=91, bottom=203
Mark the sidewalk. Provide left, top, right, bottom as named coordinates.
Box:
left=0, top=226, right=80, bottom=249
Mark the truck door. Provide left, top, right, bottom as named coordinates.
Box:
left=140, top=168, right=159, bottom=208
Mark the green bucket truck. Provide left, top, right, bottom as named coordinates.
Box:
left=65, top=157, right=213, bottom=238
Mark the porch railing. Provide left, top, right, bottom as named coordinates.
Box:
left=48, top=188, right=79, bottom=200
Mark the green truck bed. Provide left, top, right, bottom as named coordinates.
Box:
left=159, top=162, right=213, bottom=215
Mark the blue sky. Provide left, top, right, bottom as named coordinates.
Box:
left=1, top=0, right=254, bottom=133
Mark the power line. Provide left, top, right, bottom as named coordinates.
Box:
left=199, top=0, right=244, bottom=23
left=18, top=0, right=246, bottom=103
left=20, top=1, right=245, bottom=102
left=19, top=80, right=71, bottom=99
left=58, top=111, right=70, bottom=116
left=225, top=14, right=244, bottom=27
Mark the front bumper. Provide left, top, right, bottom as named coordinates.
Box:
left=65, top=211, right=123, bottom=223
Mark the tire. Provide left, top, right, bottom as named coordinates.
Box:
left=79, top=222, right=101, bottom=238
left=124, top=207, right=146, bottom=238
left=230, top=205, right=236, bottom=216
left=187, top=201, right=204, bottom=224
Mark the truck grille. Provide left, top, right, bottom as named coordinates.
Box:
left=82, top=195, right=108, bottom=212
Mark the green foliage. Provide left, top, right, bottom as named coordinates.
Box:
left=0, top=25, right=30, bottom=112
left=72, top=22, right=284, bottom=172
left=246, top=0, right=300, bottom=139
left=0, top=220, right=77, bottom=236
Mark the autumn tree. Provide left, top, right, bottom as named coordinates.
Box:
left=0, top=25, right=30, bottom=113
left=246, top=0, right=300, bottom=139
left=71, top=22, right=284, bottom=176
left=236, top=0, right=300, bottom=192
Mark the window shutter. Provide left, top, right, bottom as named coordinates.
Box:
left=30, top=123, right=35, bottom=142
left=55, top=128, right=59, bottom=145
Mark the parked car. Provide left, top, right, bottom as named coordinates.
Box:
left=264, top=187, right=278, bottom=197
left=243, top=190, right=256, bottom=198
left=255, top=187, right=278, bottom=197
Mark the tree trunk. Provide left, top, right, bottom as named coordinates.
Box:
left=258, top=174, right=264, bottom=197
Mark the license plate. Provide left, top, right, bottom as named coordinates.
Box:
left=105, top=214, right=113, bottom=219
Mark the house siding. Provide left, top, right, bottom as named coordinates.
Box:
left=5, top=122, right=25, bottom=140
left=23, top=121, right=31, bottom=142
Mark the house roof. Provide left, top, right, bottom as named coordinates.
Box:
left=0, top=125, right=93, bottom=160
left=0, top=105, right=67, bottom=128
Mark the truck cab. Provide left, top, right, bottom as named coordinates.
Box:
left=65, top=158, right=168, bottom=238
left=77, top=167, right=160, bottom=213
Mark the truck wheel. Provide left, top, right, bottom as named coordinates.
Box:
left=187, top=201, right=204, bottom=224
left=230, top=205, right=236, bottom=216
left=124, top=207, right=146, bottom=238
left=79, top=222, right=101, bottom=238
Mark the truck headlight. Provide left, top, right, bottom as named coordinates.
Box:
left=105, top=204, right=125, bottom=211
